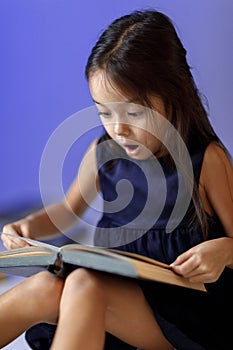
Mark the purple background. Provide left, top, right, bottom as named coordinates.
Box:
left=0, top=0, right=232, bottom=213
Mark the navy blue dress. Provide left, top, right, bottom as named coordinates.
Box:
left=94, top=136, right=233, bottom=350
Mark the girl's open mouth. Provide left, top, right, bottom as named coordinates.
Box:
left=124, top=144, right=140, bottom=156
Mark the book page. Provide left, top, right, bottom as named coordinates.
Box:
left=1, top=234, right=168, bottom=269
left=62, top=244, right=170, bottom=269
left=108, top=250, right=170, bottom=269
left=0, top=232, right=59, bottom=252
left=61, top=245, right=205, bottom=292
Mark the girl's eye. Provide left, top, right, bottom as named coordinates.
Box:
left=128, top=111, right=143, bottom=117
left=98, top=111, right=112, bottom=117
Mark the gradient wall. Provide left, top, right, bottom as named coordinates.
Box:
left=0, top=0, right=232, bottom=213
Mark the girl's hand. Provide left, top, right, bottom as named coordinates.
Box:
left=1, top=218, right=36, bottom=249
left=170, top=238, right=230, bottom=283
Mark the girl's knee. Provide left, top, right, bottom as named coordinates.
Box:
left=16, top=271, right=64, bottom=324
left=28, top=271, right=64, bottom=298
left=64, top=268, right=106, bottom=300
left=25, top=271, right=64, bottom=318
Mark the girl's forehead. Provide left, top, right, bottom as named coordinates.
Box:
left=89, top=70, right=166, bottom=117
left=89, top=71, right=129, bottom=104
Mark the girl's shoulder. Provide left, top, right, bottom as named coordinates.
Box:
left=200, top=142, right=232, bottom=189
left=191, top=141, right=232, bottom=181
left=199, top=142, right=233, bottom=229
left=202, top=142, right=232, bottom=172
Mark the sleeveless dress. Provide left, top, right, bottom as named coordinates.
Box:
left=94, top=136, right=233, bottom=350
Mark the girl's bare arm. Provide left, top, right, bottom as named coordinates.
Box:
left=171, top=143, right=233, bottom=282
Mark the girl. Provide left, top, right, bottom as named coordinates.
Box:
left=1, top=9, right=233, bottom=350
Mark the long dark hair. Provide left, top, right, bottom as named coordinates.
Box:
left=85, top=10, right=224, bottom=237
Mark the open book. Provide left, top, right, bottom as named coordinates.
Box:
left=0, top=234, right=206, bottom=292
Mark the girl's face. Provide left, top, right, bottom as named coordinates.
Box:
left=89, top=71, right=169, bottom=160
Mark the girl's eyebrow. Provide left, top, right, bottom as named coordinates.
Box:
left=92, top=99, right=104, bottom=106
left=92, top=98, right=135, bottom=105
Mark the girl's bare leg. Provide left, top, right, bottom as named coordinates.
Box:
left=0, top=271, right=63, bottom=348
left=51, top=268, right=173, bottom=350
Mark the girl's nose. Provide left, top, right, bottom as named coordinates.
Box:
left=114, top=122, right=130, bottom=136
